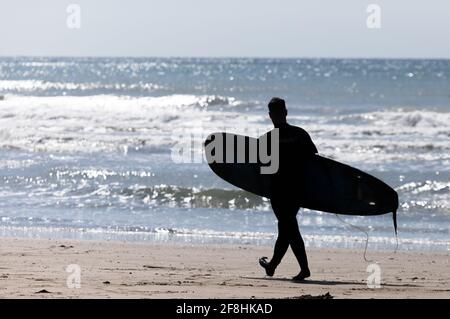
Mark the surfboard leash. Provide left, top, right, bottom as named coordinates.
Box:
left=334, top=214, right=373, bottom=263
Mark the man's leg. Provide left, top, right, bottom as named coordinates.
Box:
left=285, top=211, right=310, bottom=279
left=259, top=199, right=290, bottom=276
left=270, top=216, right=290, bottom=267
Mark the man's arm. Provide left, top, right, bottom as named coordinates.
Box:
left=297, top=127, right=318, bottom=155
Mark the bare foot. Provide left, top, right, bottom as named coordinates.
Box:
left=258, top=257, right=275, bottom=277
left=292, top=269, right=311, bottom=282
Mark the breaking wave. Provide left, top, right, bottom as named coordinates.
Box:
left=0, top=94, right=259, bottom=153
left=118, top=185, right=269, bottom=210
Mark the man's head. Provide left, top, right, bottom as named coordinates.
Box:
left=268, top=97, right=287, bottom=126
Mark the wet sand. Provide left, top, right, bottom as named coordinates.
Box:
left=0, top=237, right=448, bottom=298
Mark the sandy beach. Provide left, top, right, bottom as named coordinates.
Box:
left=0, top=237, right=448, bottom=299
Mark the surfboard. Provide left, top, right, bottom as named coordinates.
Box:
left=204, top=132, right=399, bottom=232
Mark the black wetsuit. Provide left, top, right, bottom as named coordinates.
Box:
left=266, top=123, right=318, bottom=272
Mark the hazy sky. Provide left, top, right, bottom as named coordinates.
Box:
left=1, top=0, right=449, bottom=58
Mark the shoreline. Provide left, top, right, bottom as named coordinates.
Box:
left=0, top=225, right=448, bottom=253
left=0, top=237, right=448, bottom=299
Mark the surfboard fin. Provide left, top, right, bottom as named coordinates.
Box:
left=393, top=209, right=397, bottom=235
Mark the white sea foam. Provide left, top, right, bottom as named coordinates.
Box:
left=0, top=94, right=260, bottom=154
left=0, top=95, right=448, bottom=171
left=302, top=110, right=450, bottom=169
left=0, top=224, right=447, bottom=251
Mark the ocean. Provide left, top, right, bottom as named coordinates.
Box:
left=0, top=57, right=448, bottom=251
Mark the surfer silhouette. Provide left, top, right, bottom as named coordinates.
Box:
left=259, top=97, right=318, bottom=281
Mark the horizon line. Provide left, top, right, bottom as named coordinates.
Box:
left=0, top=55, right=449, bottom=61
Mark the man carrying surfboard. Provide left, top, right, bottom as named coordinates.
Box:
left=204, top=97, right=398, bottom=281
left=259, top=97, right=318, bottom=281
